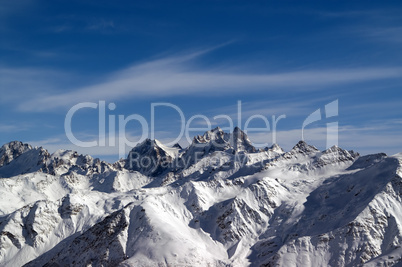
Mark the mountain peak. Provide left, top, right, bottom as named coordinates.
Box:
left=212, top=126, right=223, bottom=132
left=230, top=127, right=256, bottom=153
left=266, top=143, right=284, bottom=153
left=193, top=127, right=227, bottom=145
left=125, top=139, right=179, bottom=176
left=191, top=127, right=257, bottom=154
left=0, top=141, right=33, bottom=167
left=291, top=140, right=319, bottom=154
left=0, top=146, right=50, bottom=178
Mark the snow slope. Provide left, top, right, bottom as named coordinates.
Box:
left=0, top=128, right=401, bottom=266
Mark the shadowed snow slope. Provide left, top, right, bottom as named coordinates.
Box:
left=0, top=128, right=401, bottom=266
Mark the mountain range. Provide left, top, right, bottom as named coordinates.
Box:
left=0, top=127, right=401, bottom=266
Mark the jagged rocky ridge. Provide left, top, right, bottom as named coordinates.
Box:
left=0, top=128, right=401, bottom=266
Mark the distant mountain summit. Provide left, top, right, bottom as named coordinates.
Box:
left=0, top=141, right=32, bottom=167
left=125, top=138, right=179, bottom=176
left=191, top=126, right=256, bottom=153
left=230, top=126, right=257, bottom=153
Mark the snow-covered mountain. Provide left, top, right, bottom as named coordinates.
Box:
left=0, top=128, right=402, bottom=266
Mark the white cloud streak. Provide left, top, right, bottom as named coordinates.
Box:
left=0, top=124, right=24, bottom=132
left=2, top=48, right=400, bottom=112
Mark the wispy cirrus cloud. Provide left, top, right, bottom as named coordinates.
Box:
left=2, top=47, right=402, bottom=112
left=0, top=0, right=33, bottom=18
left=0, top=124, right=28, bottom=132
left=360, top=26, right=402, bottom=43
left=49, top=18, right=116, bottom=33
left=86, top=19, right=115, bottom=31
left=0, top=67, right=70, bottom=102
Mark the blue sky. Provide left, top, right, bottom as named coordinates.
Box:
left=1, top=0, right=402, bottom=162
